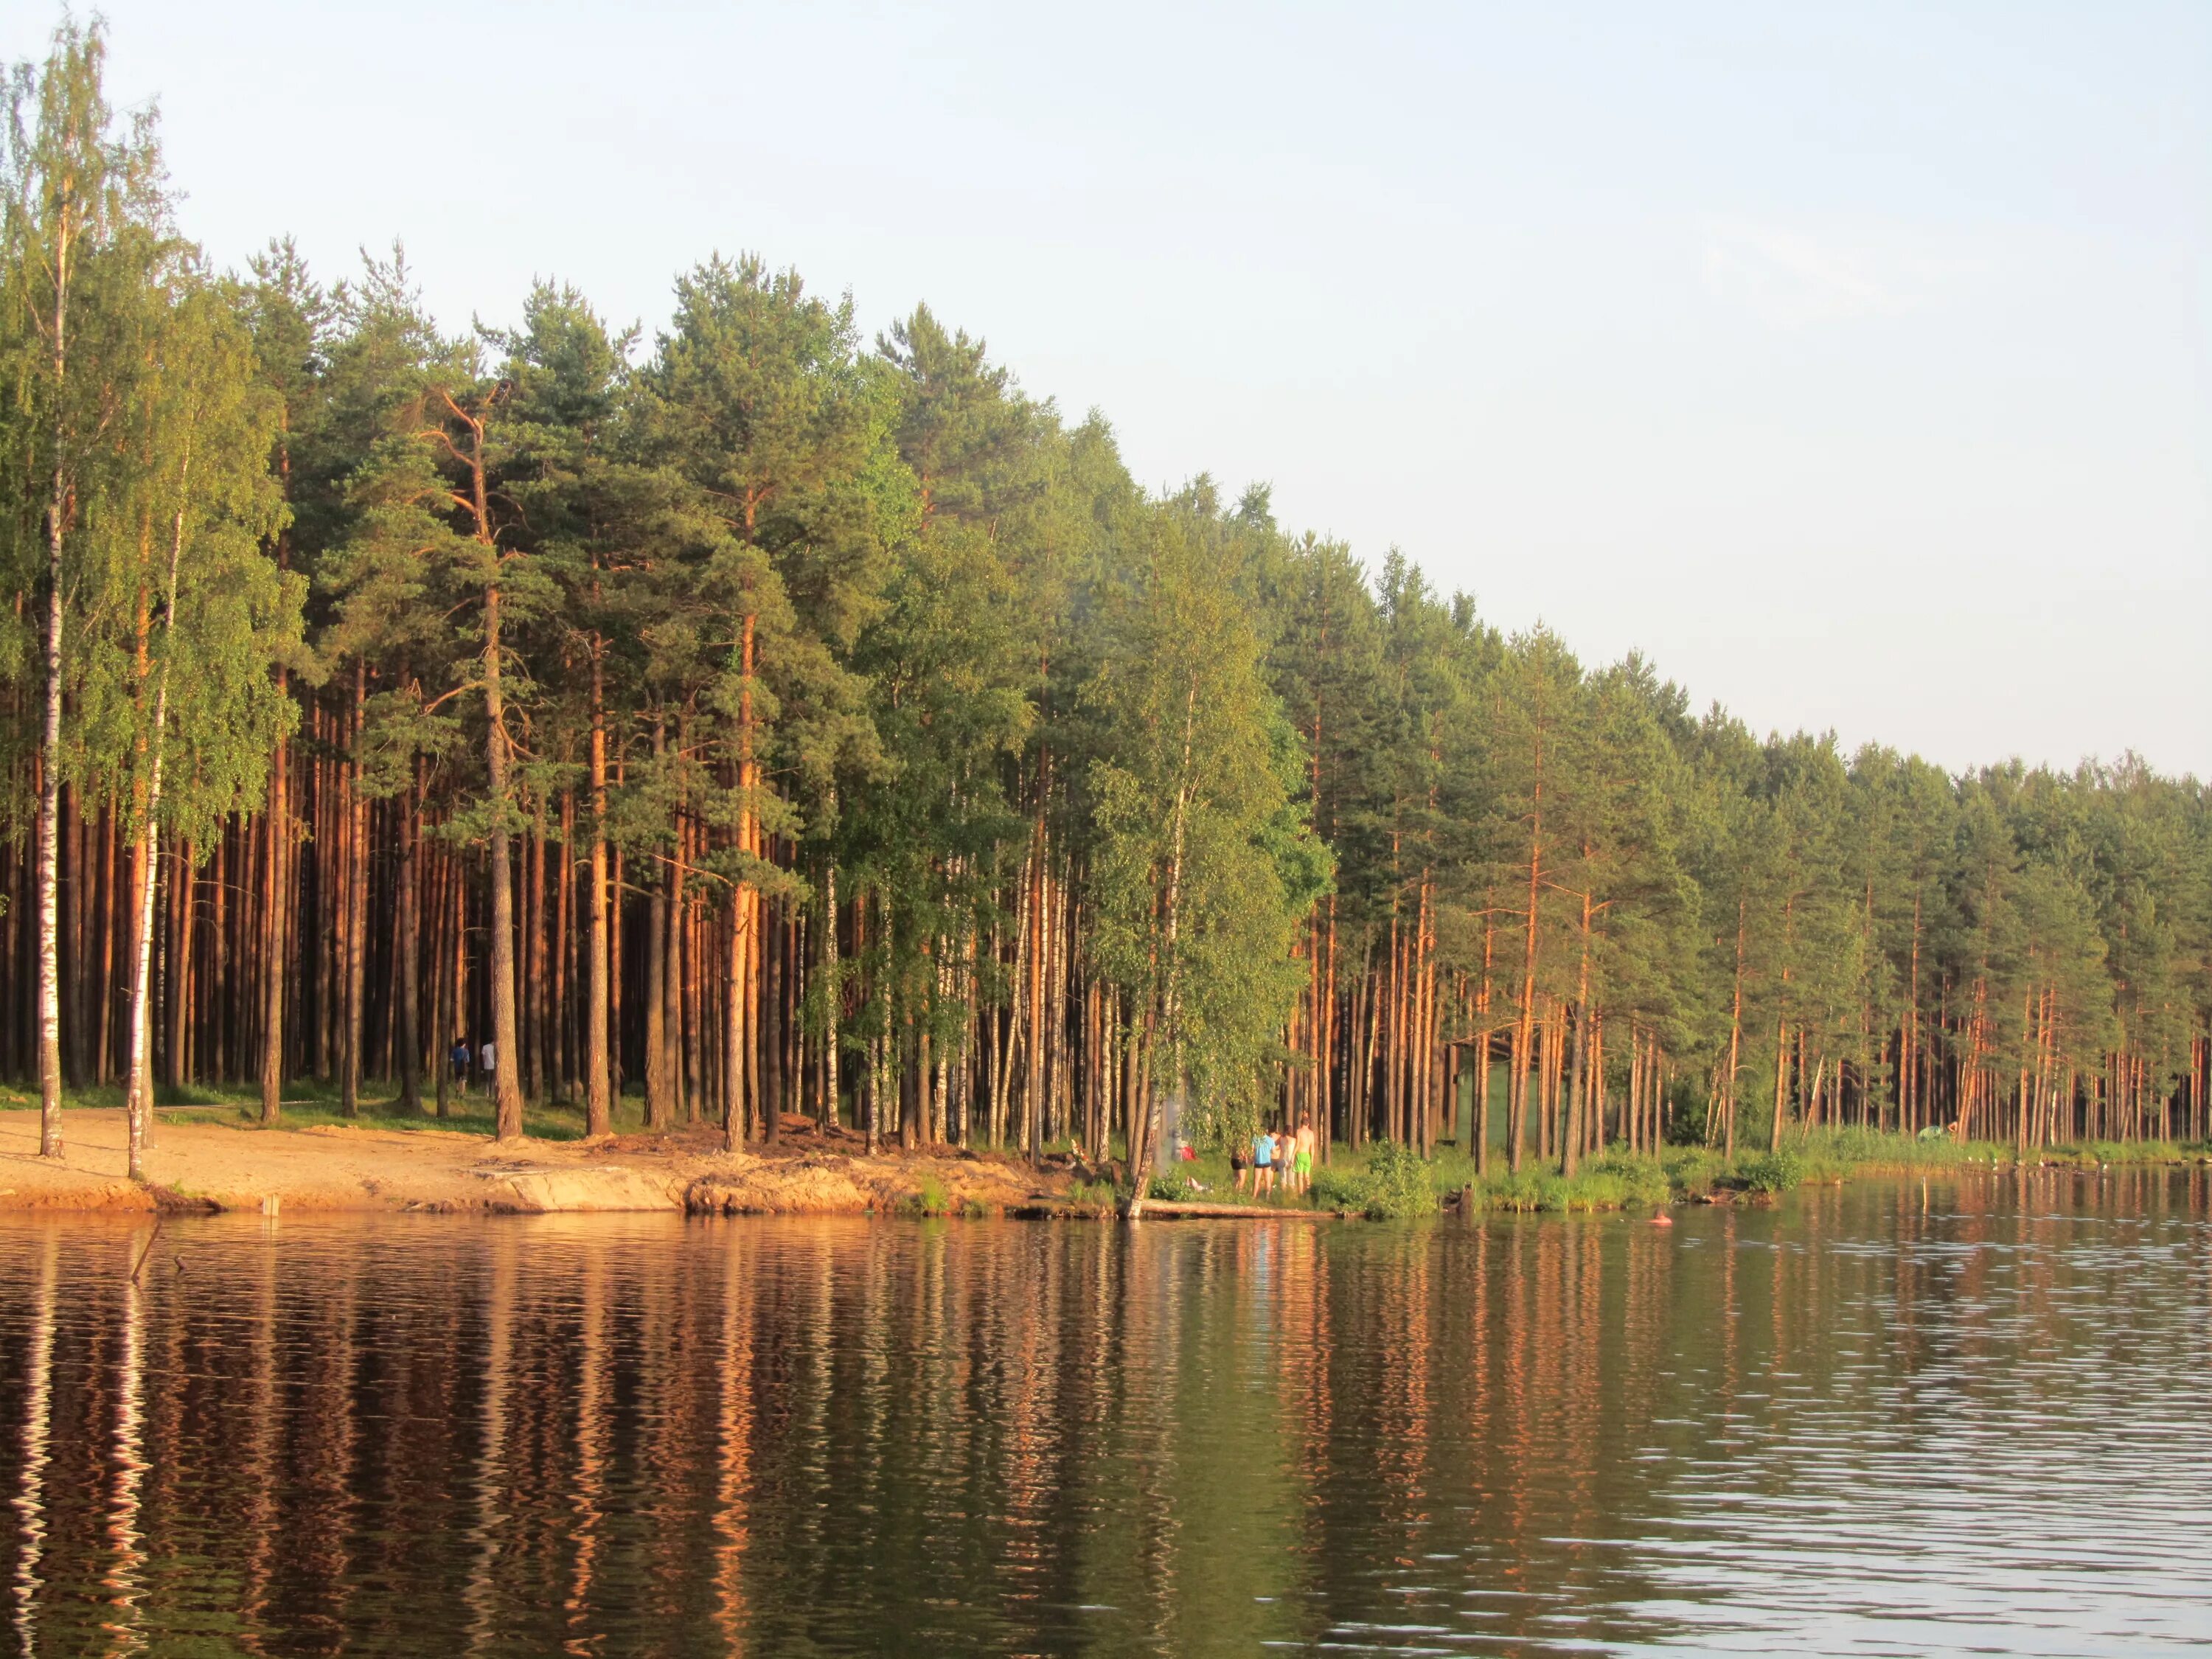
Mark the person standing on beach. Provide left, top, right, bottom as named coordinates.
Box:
left=1253, top=1127, right=1275, bottom=1197
left=1294, top=1121, right=1315, bottom=1196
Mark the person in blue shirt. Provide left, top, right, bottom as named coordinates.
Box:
left=450, top=1040, right=470, bottom=1095
left=1253, top=1127, right=1275, bottom=1197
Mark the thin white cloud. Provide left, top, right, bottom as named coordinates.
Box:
left=1701, top=222, right=1916, bottom=327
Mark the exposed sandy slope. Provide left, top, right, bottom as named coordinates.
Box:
left=0, top=1110, right=1062, bottom=1216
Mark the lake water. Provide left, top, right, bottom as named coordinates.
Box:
left=1, top=1172, right=2208, bottom=1656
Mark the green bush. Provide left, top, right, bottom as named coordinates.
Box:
left=1309, top=1164, right=1368, bottom=1212
left=1661, top=1147, right=1724, bottom=1201
left=1735, top=1148, right=1806, bottom=1194
left=1358, top=1141, right=1439, bottom=1220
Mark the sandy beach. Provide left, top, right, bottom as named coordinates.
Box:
left=0, top=1109, right=1064, bottom=1216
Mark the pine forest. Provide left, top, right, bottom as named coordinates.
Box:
left=4, top=22, right=2209, bottom=1196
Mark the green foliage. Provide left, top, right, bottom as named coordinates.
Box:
left=1088, top=493, right=1311, bottom=1142
left=1660, top=1147, right=1725, bottom=1200
left=900, top=1175, right=953, bottom=1217
left=1559, top=1171, right=1634, bottom=1211
left=1585, top=1152, right=1673, bottom=1208
left=1478, top=1171, right=1562, bottom=1213
left=1300, top=1144, right=1444, bottom=1217
left=1307, top=1164, right=1368, bottom=1212
left=1354, top=1141, right=1440, bottom=1219
left=1464, top=1154, right=1672, bottom=1214
left=1734, top=1148, right=1807, bottom=1194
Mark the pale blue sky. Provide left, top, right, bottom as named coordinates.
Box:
left=15, top=1, right=2206, bottom=773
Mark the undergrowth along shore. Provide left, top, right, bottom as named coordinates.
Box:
left=1120, top=1130, right=2212, bottom=1220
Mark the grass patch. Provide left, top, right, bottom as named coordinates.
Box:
left=1583, top=1152, right=1674, bottom=1208
left=899, top=1175, right=954, bottom=1217
left=0, top=1074, right=665, bottom=1144
left=1787, top=1127, right=2205, bottom=1175
left=1464, top=1153, right=1671, bottom=1214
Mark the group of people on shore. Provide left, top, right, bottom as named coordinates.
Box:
left=1230, top=1123, right=1315, bottom=1198
left=445, top=1039, right=497, bottom=1096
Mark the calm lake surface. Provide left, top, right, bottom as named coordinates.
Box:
left=1, top=1173, right=2208, bottom=1657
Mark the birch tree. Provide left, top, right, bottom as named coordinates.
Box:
left=0, top=18, right=164, bottom=1155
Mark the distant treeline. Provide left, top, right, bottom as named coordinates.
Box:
left=3, top=21, right=2206, bottom=1180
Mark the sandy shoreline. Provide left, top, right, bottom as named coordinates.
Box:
left=0, top=1109, right=1067, bottom=1217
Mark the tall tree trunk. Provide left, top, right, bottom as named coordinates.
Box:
left=260, top=708, right=288, bottom=1124
left=1720, top=898, right=1745, bottom=1158
left=95, top=804, right=115, bottom=1084
left=554, top=790, right=573, bottom=1100
left=484, top=582, right=525, bottom=1141
left=124, top=815, right=159, bottom=1184
left=170, top=840, right=196, bottom=1093
left=644, top=720, right=670, bottom=1130
left=1511, top=781, right=1544, bottom=1175
left=432, top=840, right=451, bottom=1121
left=1562, top=890, right=1593, bottom=1178
left=667, top=809, right=688, bottom=1125
left=522, top=820, right=543, bottom=1105
left=1475, top=919, right=1493, bottom=1175
left=34, top=186, right=74, bottom=1159
left=1026, top=819, right=1047, bottom=1161
left=762, top=897, right=784, bottom=1139
left=1321, top=900, right=1338, bottom=1160
left=312, top=714, right=333, bottom=1083
left=898, top=1006, right=920, bottom=1152
left=643, top=869, right=667, bottom=1130
left=822, top=841, right=841, bottom=1133
left=1770, top=1015, right=1790, bottom=1151
left=123, top=498, right=189, bottom=1178
left=340, top=661, right=366, bottom=1118
left=722, top=885, right=746, bottom=1152
left=395, top=770, right=421, bottom=1113
left=586, top=650, right=611, bottom=1135
left=737, top=611, right=764, bottom=1146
